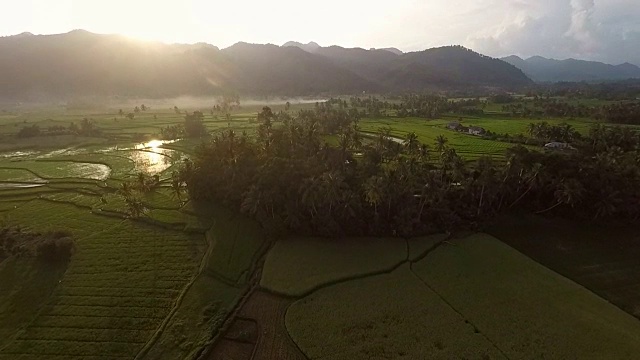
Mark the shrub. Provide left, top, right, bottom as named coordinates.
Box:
left=36, top=236, right=75, bottom=264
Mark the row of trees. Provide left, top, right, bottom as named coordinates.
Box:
left=160, top=111, right=208, bottom=140
left=526, top=122, right=580, bottom=142
left=175, top=106, right=640, bottom=237
left=17, top=118, right=102, bottom=138
left=499, top=97, right=640, bottom=124
left=346, top=95, right=485, bottom=119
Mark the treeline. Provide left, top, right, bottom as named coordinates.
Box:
left=601, top=102, right=640, bottom=124
left=176, top=106, right=640, bottom=237
left=17, top=118, right=102, bottom=138
left=339, top=95, right=483, bottom=119
left=344, top=93, right=640, bottom=125
left=532, top=80, right=640, bottom=101
left=500, top=96, right=640, bottom=124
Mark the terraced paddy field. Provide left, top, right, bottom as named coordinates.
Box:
left=0, top=130, right=268, bottom=359
left=359, top=117, right=539, bottom=161
left=359, top=116, right=640, bottom=161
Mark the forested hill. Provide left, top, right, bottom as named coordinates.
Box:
left=0, top=30, right=531, bottom=100
left=290, top=44, right=533, bottom=89
left=502, top=55, right=640, bottom=82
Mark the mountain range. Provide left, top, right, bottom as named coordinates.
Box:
left=0, top=31, right=532, bottom=100
left=502, top=55, right=640, bottom=82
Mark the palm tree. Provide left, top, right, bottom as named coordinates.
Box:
left=241, top=185, right=263, bottom=216
left=351, top=124, right=363, bottom=151
left=403, top=132, right=420, bottom=154
left=124, top=196, right=147, bottom=218
left=418, top=144, right=430, bottom=162
left=136, top=172, right=149, bottom=192
left=560, top=123, right=576, bottom=142
left=118, top=182, right=133, bottom=198
left=320, top=171, right=345, bottom=214
left=475, top=156, right=496, bottom=215
left=536, top=178, right=584, bottom=214
left=170, top=171, right=185, bottom=201
left=526, top=123, right=537, bottom=138
left=435, top=135, right=448, bottom=153
left=364, top=175, right=384, bottom=216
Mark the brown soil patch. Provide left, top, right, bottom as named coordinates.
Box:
left=207, top=338, right=254, bottom=360
left=488, top=216, right=640, bottom=318
left=225, top=318, right=259, bottom=343
left=205, top=291, right=306, bottom=360
left=238, top=291, right=307, bottom=360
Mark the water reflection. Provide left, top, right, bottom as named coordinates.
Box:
left=0, top=183, right=46, bottom=189
left=67, top=163, right=111, bottom=180
left=130, top=139, right=177, bottom=175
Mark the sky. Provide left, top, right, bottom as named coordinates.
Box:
left=1, top=0, right=639, bottom=65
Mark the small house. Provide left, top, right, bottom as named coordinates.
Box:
left=468, top=126, right=486, bottom=136
left=544, top=142, right=572, bottom=150
left=447, top=122, right=463, bottom=131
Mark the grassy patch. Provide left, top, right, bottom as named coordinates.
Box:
left=142, top=274, right=242, bottom=360
left=0, top=167, right=45, bottom=183
left=0, top=257, right=68, bottom=349
left=407, top=233, right=449, bottom=261
left=260, top=237, right=406, bottom=297
left=0, top=201, right=205, bottom=359
left=205, top=208, right=267, bottom=285
left=286, top=265, right=504, bottom=360
left=412, top=233, right=640, bottom=359
left=487, top=215, right=640, bottom=318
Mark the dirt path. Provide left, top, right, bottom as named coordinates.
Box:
left=207, top=319, right=258, bottom=359
left=206, top=291, right=306, bottom=360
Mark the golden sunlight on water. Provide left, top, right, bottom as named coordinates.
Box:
left=131, top=139, right=176, bottom=175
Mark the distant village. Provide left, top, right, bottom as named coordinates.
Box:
left=447, top=121, right=486, bottom=136
left=447, top=121, right=574, bottom=150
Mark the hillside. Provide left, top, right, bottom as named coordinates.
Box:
left=287, top=43, right=532, bottom=90
left=0, top=30, right=532, bottom=100
left=503, top=55, right=640, bottom=82
left=222, top=43, right=379, bottom=95
left=380, top=46, right=532, bottom=90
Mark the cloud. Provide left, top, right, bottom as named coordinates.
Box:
left=466, top=0, right=640, bottom=65
left=565, top=0, right=597, bottom=52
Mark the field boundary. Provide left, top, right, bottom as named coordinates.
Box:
left=408, top=263, right=510, bottom=359
left=133, top=220, right=213, bottom=359
left=195, top=237, right=274, bottom=360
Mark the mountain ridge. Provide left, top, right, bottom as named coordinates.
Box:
left=0, top=30, right=531, bottom=100
left=502, top=55, right=640, bottom=82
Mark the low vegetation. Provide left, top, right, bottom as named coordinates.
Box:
left=412, top=233, right=640, bottom=358
left=260, top=237, right=406, bottom=297
left=286, top=265, right=505, bottom=360
left=284, top=233, right=640, bottom=359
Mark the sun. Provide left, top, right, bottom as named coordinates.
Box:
left=69, top=0, right=200, bottom=44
